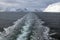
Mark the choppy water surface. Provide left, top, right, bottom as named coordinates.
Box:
left=0, top=13, right=54, bottom=40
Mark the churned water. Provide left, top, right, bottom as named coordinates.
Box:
left=0, top=13, right=53, bottom=40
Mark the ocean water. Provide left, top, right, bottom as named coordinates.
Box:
left=0, top=13, right=52, bottom=40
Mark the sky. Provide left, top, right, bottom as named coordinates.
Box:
left=0, top=0, right=60, bottom=11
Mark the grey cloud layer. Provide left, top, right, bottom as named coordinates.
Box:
left=0, top=0, right=60, bottom=11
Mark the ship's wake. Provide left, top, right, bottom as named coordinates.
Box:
left=0, top=13, right=53, bottom=40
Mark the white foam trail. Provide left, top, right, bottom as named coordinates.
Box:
left=0, top=13, right=51, bottom=40
left=16, top=13, right=36, bottom=40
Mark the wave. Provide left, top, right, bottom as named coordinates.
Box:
left=0, top=13, right=51, bottom=40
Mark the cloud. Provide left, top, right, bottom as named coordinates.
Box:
left=43, top=2, right=60, bottom=12
left=0, top=0, right=60, bottom=11
left=0, top=2, right=19, bottom=6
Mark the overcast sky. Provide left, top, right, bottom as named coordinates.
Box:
left=0, top=0, right=60, bottom=11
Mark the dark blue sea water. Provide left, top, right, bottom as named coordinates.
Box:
left=0, top=12, right=59, bottom=40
